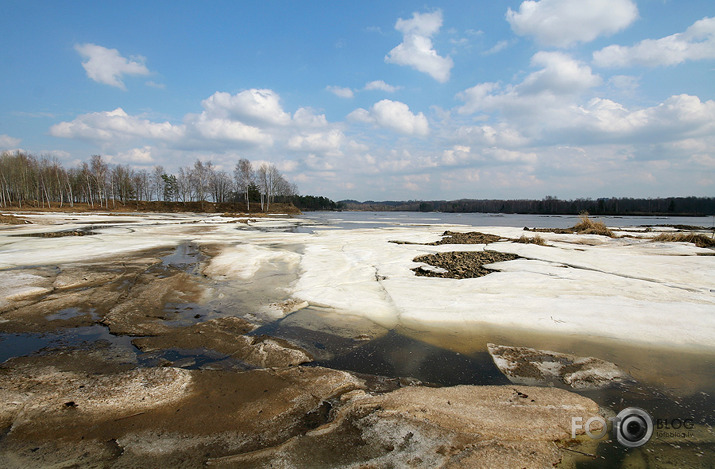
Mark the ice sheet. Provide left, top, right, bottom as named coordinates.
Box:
left=293, top=226, right=715, bottom=350
left=2, top=213, right=713, bottom=350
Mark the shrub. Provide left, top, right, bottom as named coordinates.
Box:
left=571, top=212, right=615, bottom=238
left=516, top=234, right=546, bottom=245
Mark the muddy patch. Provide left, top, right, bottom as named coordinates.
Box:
left=0, top=354, right=602, bottom=468
left=413, top=250, right=520, bottom=279
left=12, top=228, right=95, bottom=237
left=132, top=317, right=312, bottom=368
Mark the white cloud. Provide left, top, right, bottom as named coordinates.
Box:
left=201, top=89, right=291, bottom=126
left=0, top=134, right=21, bottom=149
left=364, top=80, right=401, bottom=92
left=145, top=81, right=166, bottom=89
left=349, top=99, right=429, bottom=136
left=50, top=108, right=183, bottom=142
left=288, top=129, right=345, bottom=155
left=593, top=16, right=715, bottom=67
left=385, top=10, right=454, bottom=83
left=483, top=40, right=511, bottom=55
left=74, top=43, right=150, bottom=90
left=189, top=114, right=273, bottom=146
left=507, top=0, right=638, bottom=48
left=483, top=147, right=538, bottom=164
left=326, top=86, right=354, bottom=99
left=458, top=52, right=601, bottom=117
left=293, top=107, right=329, bottom=127
left=568, top=94, right=715, bottom=142
left=114, top=146, right=154, bottom=163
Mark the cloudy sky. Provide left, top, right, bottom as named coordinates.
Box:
left=1, top=0, right=714, bottom=200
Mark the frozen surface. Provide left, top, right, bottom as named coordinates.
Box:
left=2, top=212, right=714, bottom=351
left=293, top=225, right=715, bottom=351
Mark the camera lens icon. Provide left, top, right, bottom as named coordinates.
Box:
left=615, top=407, right=653, bottom=448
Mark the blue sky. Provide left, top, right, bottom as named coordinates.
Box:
left=1, top=0, right=714, bottom=200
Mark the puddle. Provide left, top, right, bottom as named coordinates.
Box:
left=159, top=242, right=204, bottom=275
left=0, top=324, right=138, bottom=364
left=46, top=307, right=98, bottom=321
left=137, top=347, right=256, bottom=371
left=313, top=330, right=511, bottom=387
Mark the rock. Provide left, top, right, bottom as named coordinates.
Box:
left=132, top=317, right=313, bottom=368
left=0, top=363, right=365, bottom=468
left=102, top=271, right=204, bottom=336
left=209, top=384, right=601, bottom=468
left=487, top=343, right=631, bottom=389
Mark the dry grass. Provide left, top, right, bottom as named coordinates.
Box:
left=0, top=214, right=31, bottom=225
left=652, top=232, right=715, bottom=248
left=516, top=234, right=546, bottom=245
left=571, top=212, right=615, bottom=238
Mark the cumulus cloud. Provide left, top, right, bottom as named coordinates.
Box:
left=458, top=52, right=601, bottom=116
left=0, top=134, right=21, bottom=149
left=364, top=80, right=401, bottom=92
left=568, top=94, right=715, bottom=143
left=507, top=0, right=638, bottom=48
left=50, top=108, right=183, bottom=141
left=349, top=99, right=429, bottom=136
left=188, top=114, right=272, bottom=146
left=288, top=129, right=345, bottom=155
left=293, top=107, right=329, bottom=127
left=114, top=146, right=154, bottom=163
left=385, top=10, right=453, bottom=83
left=593, top=16, right=715, bottom=67
left=75, top=43, right=150, bottom=90
left=201, top=89, right=291, bottom=126
left=326, top=86, right=354, bottom=98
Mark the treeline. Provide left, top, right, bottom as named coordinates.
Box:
left=0, top=151, right=304, bottom=212
left=340, top=196, right=715, bottom=216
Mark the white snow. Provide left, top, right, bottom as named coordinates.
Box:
left=293, top=225, right=715, bottom=351
left=203, top=244, right=301, bottom=280
left=2, top=213, right=714, bottom=351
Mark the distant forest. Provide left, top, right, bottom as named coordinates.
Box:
left=2, top=151, right=712, bottom=216
left=339, top=196, right=715, bottom=216
left=0, top=150, right=335, bottom=212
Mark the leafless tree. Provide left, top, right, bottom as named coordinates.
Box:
left=234, top=159, right=254, bottom=211
left=152, top=165, right=165, bottom=202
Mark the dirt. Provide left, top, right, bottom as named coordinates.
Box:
left=132, top=317, right=313, bottom=368
left=430, top=230, right=505, bottom=245
left=413, top=251, right=521, bottom=279
left=0, top=214, right=31, bottom=225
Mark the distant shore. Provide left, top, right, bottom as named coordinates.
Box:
left=0, top=200, right=302, bottom=215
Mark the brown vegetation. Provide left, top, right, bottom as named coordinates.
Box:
left=652, top=232, right=715, bottom=248
left=515, top=234, right=546, bottom=245
left=526, top=212, right=615, bottom=238
left=570, top=212, right=615, bottom=237
left=0, top=214, right=31, bottom=224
